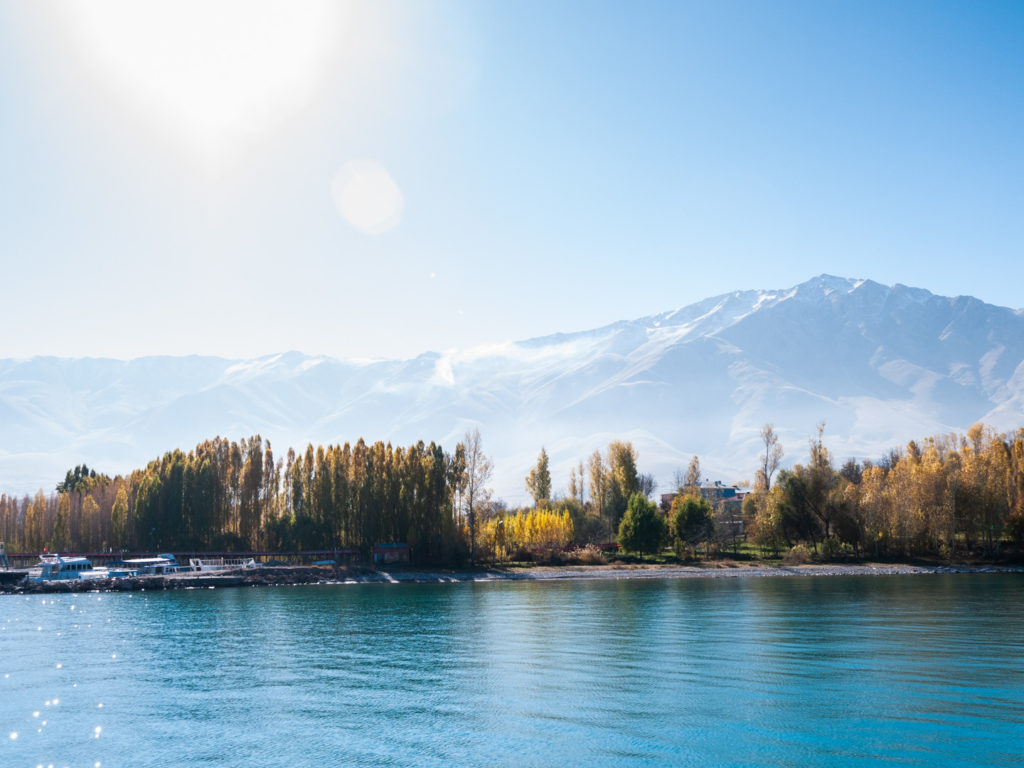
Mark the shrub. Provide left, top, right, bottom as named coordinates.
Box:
left=783, top=543, right=812, bottom=565
left=566, top=544, right=607, bottom=565
left=509, top=546, right=534, bottom=562
left=820, top=536, right=844, bottom=560
left=487, top=509, right=575, bottom=562
left=533, top=548, right=567, bottom=565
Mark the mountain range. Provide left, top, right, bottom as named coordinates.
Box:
left=2, top=275, right=1023, bottom=502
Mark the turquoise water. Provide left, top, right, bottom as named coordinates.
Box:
left=1, top=575, right=1023, bottom=767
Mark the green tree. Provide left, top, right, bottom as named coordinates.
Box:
left=134, top=472, right=163, bottom=550
left=774, top=424, right=839, bottom=549
left=772, top=470, right=820, bottom=547
left=525, top=447, right=552, bottom=506
left=187, top=458, right=217, bottom=549
left=617, top=492, right=666, bottom=556
left=670, top=494, right=713, bottom=552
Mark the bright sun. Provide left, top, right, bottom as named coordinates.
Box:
left=49, top=0, right=346, bottom=161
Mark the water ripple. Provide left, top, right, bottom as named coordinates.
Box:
left=1, top=576, right=1022, bottom=767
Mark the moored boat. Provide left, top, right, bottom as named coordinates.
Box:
left=188, top=557, right=257, bottom=572
left=79, top=565, right=139, bottom=580
left=31, top=553, right=93, bottom=581
left=120, top=554, right=189, bottom=575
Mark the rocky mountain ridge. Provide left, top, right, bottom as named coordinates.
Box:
left=2, top=275, right=1022, bottom=501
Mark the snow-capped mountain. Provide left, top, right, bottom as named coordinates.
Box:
left=2, top=275, right=1023, bottom=501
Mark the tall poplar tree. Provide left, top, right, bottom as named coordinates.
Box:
left=111, top=485, right=130, bottom=549
left=607, top=441, right=640, bottom=525
left=526, top=447, right=552, bottom=507
left=587, top=450, right=607, bottom=523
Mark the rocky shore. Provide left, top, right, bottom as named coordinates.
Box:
left=2, top=561, right=1022, bottom=595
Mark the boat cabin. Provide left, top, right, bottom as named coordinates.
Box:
left=34, top=554, right=93, bottom=580
left=121, top=554, right=181, bottom=575
left=188, top=557, right=257, bottom=572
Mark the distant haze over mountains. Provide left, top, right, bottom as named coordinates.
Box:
left=3, top=275, right=1023, bottom=502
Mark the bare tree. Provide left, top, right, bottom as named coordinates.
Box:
left=758, top=423, right=783, bottom=490
left=638, top=473, right=656, bottom=498
left=460, top=427, right=492, bottom=566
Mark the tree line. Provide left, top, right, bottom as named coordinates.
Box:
left=0, top=432, right=490, bottom=564
left=2, top=422, right=1023, bottom=564
left=746, top=422, right=1024, bottom=559
left=611, top=422, right=1024, bottom=561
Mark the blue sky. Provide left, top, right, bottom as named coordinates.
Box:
left=1, top=0, right=1021, bottom=360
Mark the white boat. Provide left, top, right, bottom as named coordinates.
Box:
left=79, top=566, right=139, bottom=580
left=188, top=557, right=257, bottom=572
left=31, top=554, right=93, bottom=581
left=79, top=554, right=191, bottom=580
left=121, top=554, right=188, bottom=575
left=32, top=553, right=188, bottom=582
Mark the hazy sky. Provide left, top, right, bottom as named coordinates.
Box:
left=2, top=0, right=1022, bottom=361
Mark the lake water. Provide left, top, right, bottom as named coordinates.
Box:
left=1, top=574, right=1022, bottom=767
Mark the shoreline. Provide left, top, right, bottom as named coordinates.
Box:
left=2, top=561, right=1022, bottom=594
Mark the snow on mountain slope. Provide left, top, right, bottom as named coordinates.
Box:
left=2, top=275, right=1023, bottom=502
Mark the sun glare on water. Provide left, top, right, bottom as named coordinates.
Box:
left=48, top=0, right=346, bottom=163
